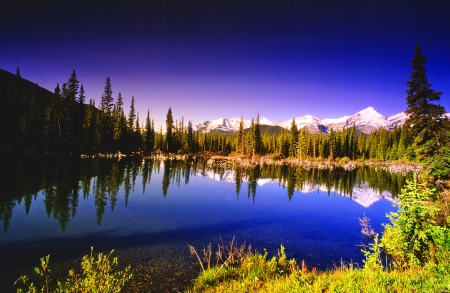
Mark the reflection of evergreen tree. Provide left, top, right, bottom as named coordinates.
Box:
left=141, top=159, right=152, bottom=194
left=286, top=167, right=296, bottom=200
left=184, top=160, right=191, bottom=185
left=162, top=161, right=171, bottom=197
left=71, top=183, right=79, bottom=219
left=44, top=185, right=56, bottom=218
left=0, top=201, right=15, bottom=233
left=24, top=193, right=33, bottom=214
left=94, top=176, right=107, bottom=226
left=247, top=166, right=260, bottom=202
left=53, top=185, right=72, bottom=232
left=123, top=165, right=132, bottom=207
left=131, top=159, right=139, bottom=192
left=234, top=167, right=243, bottom=199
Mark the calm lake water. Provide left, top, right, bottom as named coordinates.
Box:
left=0, top=157, right=409, bottom=292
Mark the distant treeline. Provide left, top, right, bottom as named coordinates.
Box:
left=0, top=68, right=444, bottom=164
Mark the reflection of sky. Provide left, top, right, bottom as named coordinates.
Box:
left=1, top=2, right=449, bottom=127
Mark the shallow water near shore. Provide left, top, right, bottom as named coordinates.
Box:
left=0, top=157, right=408, bottom=292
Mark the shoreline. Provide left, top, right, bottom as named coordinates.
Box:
left=140, top=152, right=422, bottom=174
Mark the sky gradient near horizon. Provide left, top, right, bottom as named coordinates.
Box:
left=1, top=1, right=449, bottom=128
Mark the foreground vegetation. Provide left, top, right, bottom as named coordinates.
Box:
left=15, top=248, right=132, bottom=293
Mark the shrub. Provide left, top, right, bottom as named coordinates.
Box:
left=15, top=248, right=132, bottom=293
left=382, top=174, right=450, bottom=267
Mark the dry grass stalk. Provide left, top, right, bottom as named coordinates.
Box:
left=189, top=236, right=254, bottom=272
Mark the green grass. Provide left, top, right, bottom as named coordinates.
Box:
left=184, top=232, right=450, bottom=293
left=185, top=250, right=450, bottom=293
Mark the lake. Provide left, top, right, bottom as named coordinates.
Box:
left=0, top=157, right=409, bottom=292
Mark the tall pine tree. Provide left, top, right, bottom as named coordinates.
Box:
left=405, top=43, right=448, bottom=162
left=165, top=107, right=174, bottom=152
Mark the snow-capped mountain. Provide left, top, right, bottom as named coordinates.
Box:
left=194, top=107, right=450, bottom=134
left=196, top=116, right=274, bottom=133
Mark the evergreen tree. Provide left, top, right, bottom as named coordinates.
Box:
left=237, top=116, right=245, bottom=155
left=113, top=92, right=126, bottom=151
left=405, top=42, right=447, bottom=161
left=127, top=96, right=136, bottom=130
left=67, top=70, right=79, bottom=101
left=99, top=78, right=114, bottom=151
left=16, top=66, right=20, bottom=77
left=184, top=121, right=195, bottom=153
left=246, top=118, right=256, bottom=156
left=134, top=113, right=142, bottom=152
left=143, top=110, right=155, bottom=153
left=254, top=114, right=263, bottom=155
left=289, top=119, right=298, bottom=158
left=45, top=83, right=63, bottom=152
left=297, top=127, right=308, bottom=159
left=165, top=107, right=174, bottom=152
left=328, top=128, right=336, bottom=160
left=101, top=77, right=114, bottom=115
left=74, top=83, right=85, bottom=153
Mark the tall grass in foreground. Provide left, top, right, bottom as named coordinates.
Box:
left=186, top=240, right=450, bottom=293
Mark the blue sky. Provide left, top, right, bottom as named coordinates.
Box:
left=1, top=0, right=449, bottom=128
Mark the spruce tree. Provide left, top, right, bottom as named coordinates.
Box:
left=254, top=114, right=263, bottom=155
left=237, top=116, right=245, bottom=155
left=289, top=119, right=298, bottom=158
left=101, top=77, right=114, bottom=115
left=297, top=127, right=308, bottom=159
left=99, top=78, right=114, bottom=151
left=127, top=96, right=136, bottom=130
left=405, top=42, right=447, bottom=161
left=67, top=70, right=79, bottom=101
left=165, top=107, right=174, bottom=152
left=246, top=118, right=255, bottom=156
left=186, top=121, right=195, bottom=153
left=144, top=110, right=155, bottom=153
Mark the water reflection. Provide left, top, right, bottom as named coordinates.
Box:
left=0, top=157, right=410, bottom=233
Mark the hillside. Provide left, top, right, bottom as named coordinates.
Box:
left=0, top=68, right=53, bottom=99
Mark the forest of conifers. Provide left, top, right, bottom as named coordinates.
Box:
left=0, top=67, right=439, bottom=162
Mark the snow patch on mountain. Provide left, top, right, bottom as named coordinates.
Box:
left=321, top=107, right=391, bottom=131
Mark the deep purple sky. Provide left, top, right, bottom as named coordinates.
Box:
left=2, top=0, right=449, bottom=128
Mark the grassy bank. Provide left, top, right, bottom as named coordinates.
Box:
left=186, top=246, right=450, bottom=293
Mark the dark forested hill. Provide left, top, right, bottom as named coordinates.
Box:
left=0, top=68, right=54, bottom=154
left=0, top=68, right=53, bottom=99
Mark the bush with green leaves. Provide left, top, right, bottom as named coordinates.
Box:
left=382, top=174, right=450, bottom=268
left=15, top=247, right=132, bottom=293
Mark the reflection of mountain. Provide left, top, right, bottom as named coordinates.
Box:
left=199, top=170, right=398, bottom=208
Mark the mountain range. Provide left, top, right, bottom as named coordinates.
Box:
left=195, top=107, right=450, bottom=135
